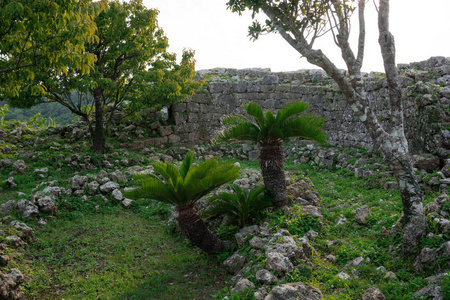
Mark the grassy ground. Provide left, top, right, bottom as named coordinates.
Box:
left=1, top=121, right=449, bottom=299
left=24, top=206, right=229, bottom=299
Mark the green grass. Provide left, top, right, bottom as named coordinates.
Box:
left=2, top=119, right=449, bottom=300
left=25, top=209, right=229, bottom=299
left=216, top=159, right=447, bottom=299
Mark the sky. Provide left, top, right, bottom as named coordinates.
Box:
left=142, top=0, right=450, bottom=72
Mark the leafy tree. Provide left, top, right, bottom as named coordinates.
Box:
left=227, top=0, right=426, bottom=254
left=202, top=184, right=273, bottom=228
left=6, top=0, right=201, bottom=153
left=125, top=152, right=240, bottom=254
left=0, top=104, right=9, bottom=125
left=0, top=0, right=103, bottom=98
left=215, top=102, right=326, bottom=208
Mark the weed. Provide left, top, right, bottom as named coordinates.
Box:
left=442, top=273, right=450, bottom=299
left=268, top=205, right=321, bottom=236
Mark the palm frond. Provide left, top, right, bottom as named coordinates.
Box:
left=179, top=151, right=194, bottom=179
left=124, top=176, right=178, bottom=205
left=275, top=101, right=309, bottom=124
left=202, top=184, right=273, bottom=227
left=213, top=122, right=258, bottom=144
left=222, top=114, right=248, bottom=126
left=126, top=153, right=239, bottom=207
left=132, top=172, right=158, bottom=184
left=258, top=110, right=282, bottom=142
left=152, top=161, right=180, bottom=184
left=284, top=115, right=326, bottom=144
left=188, top=161, right=240, bottom=202
left=243, top=102, right=265, bottom=128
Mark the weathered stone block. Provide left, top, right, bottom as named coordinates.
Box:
left=260, top=84, right=276, bottom=93
left=247, top=81, right=260, bottom=92
left=262, top=74, right=279, bottom=84
left=173, top=113, right=187, bottom=125
left=168, top=134, right=181, bottom=144
left=171, top=102, right=187, bottom=112
left=158, top=126, right=173, bottom=137
left=233, top=81, right=247, bottom=93
left=209, top=82, right=223, bottom=93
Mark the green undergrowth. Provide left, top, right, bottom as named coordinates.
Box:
left=1, top=120, right=448, bottom=299
left=212, top=159, right=447, bottom=299
left=25, top=208, right=229, bottom=299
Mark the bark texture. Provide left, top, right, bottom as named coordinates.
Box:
left=177, top=204, right=224, bottom=254
left=377, top=0, right=425, bottom=253
left=92, top=87, right=105, bottom=153
left=259, top=140, right=287, bottom=208
left=259, top=0, right=425, bottom=255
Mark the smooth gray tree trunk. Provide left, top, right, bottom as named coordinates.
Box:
left=260, top=0, right=425, bottom=254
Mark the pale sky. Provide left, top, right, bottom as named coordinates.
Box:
left=143, top=0, right=450, bottom=72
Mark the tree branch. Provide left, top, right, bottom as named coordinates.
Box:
left=378, top=0, right=402, bottom=129
left=356, top=0, right=367, bottom=69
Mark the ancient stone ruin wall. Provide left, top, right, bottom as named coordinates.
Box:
left=130, top=57, right=449, bottom=158
left=165, top=57, right=450, bottom=158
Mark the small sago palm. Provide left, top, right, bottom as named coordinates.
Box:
left=125, top=151, right=240, bottom=254
left=202, top=184, right=273, bottom=228
left=214, top=102, right=326, bottom=208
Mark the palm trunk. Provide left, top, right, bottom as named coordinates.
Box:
left=259, top=140, right=287, bottom=209
left=176, top=204, right=224, bottom=254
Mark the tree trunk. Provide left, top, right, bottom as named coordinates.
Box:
left=377, top=134, right=426, bottom=254
left=92, top=87, right=104, bottom=153
left=176, top=204, right=224, bottom=254
left=259, top=140, right=287, bottom=209
left=377, top=0, right=425, bottom=254
left=260, top=0, right=425, bottom=255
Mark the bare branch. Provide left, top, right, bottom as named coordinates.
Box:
left=356, top=0, right=366, bottom=69
left=330, top=0, right=358, bottom=75
left=326, top=9, right=341, bottom=47
left=378, top=0, right=402, bottom=128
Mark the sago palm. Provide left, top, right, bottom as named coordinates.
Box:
left=202, top=184, right=273, bottom=228
left=214, top=102, right=326, bottom=208
left=125, top=151, right=240, bottom=254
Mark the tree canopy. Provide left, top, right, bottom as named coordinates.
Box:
left=0, top=0, right=104, bottom=100
left=4, top=0, right=201, bottom=152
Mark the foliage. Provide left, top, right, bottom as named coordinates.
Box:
left=215, top=101, right=326, bottom=208
left=215, top=224, right=241, bottom=241
left=6, top=0, right=202, bottom=152
left=227, top=0, right=357, bottom=45
left=1, top=100, right=75, bottom=125
left=0, top=0, right=104, bottom=101
left=442, top=273, right=450, bottom=300
left=27, top=113, right=47, bottom=129
left=202, top=184, right=273, bottom=227
left=215, top=101, right=326, bottom=145
left=0, top=104, right=9, bottom=125
left=126, top=151, right=240, bottom=206
left=268, top=205, right=321, bottom=236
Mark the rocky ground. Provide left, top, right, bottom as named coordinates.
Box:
left=0, top=119, right=449, bottom=299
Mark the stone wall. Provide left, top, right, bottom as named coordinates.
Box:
left=166, top=57, right=449, bottom=158
left=132, top=57, right=449, bottom=159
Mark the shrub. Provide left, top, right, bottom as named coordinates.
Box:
left=203, top=184, right=273, bottom=227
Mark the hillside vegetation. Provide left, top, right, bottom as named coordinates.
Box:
left=0, top=117, right=449, bottom=299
